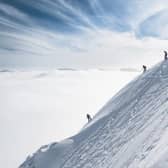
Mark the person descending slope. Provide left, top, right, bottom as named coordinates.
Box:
left=142, top=65, right=147, bottom=73
left=164, top=51, right=168, bottom=60
left=86, top=114, right=92, bottom=122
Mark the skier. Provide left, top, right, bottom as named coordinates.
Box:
left=142, top=65, right=147, bottom=73
left=86, top=114, right=92, bottom=122
left=164, top=51, right=168, bottom=60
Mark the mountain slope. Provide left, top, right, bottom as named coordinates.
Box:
left=20, top=61, right=168, bottom=168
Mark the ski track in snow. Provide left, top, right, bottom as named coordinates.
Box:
left=20, top=61, right=168, bottom=168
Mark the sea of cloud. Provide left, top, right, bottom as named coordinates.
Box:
left=0, top=69, right=139, bottom=168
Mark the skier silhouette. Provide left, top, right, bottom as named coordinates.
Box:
left=142, top=65, right=147, bottom=73
left=86, top=114, right=92, bottom=122
left=164, top=51, right=168, bottom=60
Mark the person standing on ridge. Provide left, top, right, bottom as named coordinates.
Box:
left=142, top=65, right=147, bottom=73
left=164, top=51, right=168, bottom=60
left=86, top=114, right=92, bottom=122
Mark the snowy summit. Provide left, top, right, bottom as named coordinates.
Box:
left=20, top=61, right=168, bottom=168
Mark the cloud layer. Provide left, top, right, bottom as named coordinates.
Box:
left=0, top=0, right=168, bottom=68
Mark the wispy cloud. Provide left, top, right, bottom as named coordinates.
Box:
left=0, top=0, right=168, bottom=68
left=137, top=9, right=168, bottom=39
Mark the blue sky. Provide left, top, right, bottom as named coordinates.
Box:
left=0, top=0, right=168, bottom=68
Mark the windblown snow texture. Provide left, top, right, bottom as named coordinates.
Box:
left=20, top=61, right=168, bottom=168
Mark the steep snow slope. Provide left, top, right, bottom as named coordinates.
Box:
left=20, top=61, right=168, bottom=168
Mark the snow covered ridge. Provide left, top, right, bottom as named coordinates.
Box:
left=20, top=61, right=168, bottom=168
